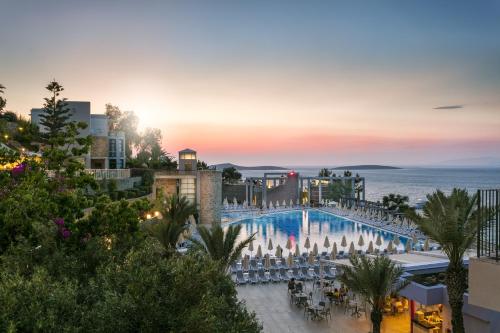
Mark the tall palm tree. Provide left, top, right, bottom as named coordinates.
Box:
left=161, top=194, right=197, bottom=225
left=192, top=224, right=255, bottom=272
left=340, top=255, right=408, bottom=333
left=146, top=221, right=187, bottom=255
left=406, top=189, right=478, bottom=333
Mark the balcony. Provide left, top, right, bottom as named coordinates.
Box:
left=85, top=168, right=131, bottom=180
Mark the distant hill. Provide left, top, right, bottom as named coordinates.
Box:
left=332, top=165, right=401, bottom=170
left=213, top=163, right=287, bottom=171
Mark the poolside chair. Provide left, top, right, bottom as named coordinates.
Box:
left=235, top=271, right=247, bottom=285
left=323, top=266, right=335, bottom=280
left=312, top=266, right=321, bottom=279
left=298, top=257, right=309, bottom=268
left=269, top=269, right=281, bottom=283
left=257, top=269, right=270, bottom=283
left=279, top=267, right=291, bottom=281
left=248, top=270, right=259, bottom=284
left=270, top=258, right=279, bottom=270
left=301, top=267, right=314, bottom=281
left=318, top=301, right=332, bottom=321
left=338, top=250, right=345, bottom=258
left=292, top=267, right=304, bottom=281
left=278, top=258, right=287, bottom=269
left=230, top=262, right=241, bottom=274
left=249, top=259, right=258, bottom=271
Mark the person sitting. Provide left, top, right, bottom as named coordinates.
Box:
left=288, top=278, right=296, bottom=293
left=296, top=282, right=303, bottom=292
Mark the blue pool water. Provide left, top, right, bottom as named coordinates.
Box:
left=228, top=210, right=409, bottom=256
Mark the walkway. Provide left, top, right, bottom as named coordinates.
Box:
left=237, top=282, right=410, bottom=333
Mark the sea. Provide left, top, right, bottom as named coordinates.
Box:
left=239, top=167, right=500, bottom=205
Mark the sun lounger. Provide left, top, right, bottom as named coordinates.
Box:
left=235, top=271, right=247, bottom=285
left=250, top=259, right=258, bottom=271
left=323, top=266, right=335, bottom=280
left=257, top=269, right=270, bottom=283
left=248, top=270, right=259, bottom=284
left=312, top=266, right=321, bottom=279
left=292, top=267, right=304, bottom=281
left=230, top=262, right=241, bottom=274
left=298, top=257, right=309, bottom=268
left=301, top=267, right=314, bottom=281
left=279, top=267, right=291, bottom=281
left=278, top=258, right=287, bottom=269
left=270, top=258, right=279, bottom=270
left=269, top=269, right=281, bottom=283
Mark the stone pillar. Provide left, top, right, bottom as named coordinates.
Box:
left=249, top=184, right=254, bottom=206
left=262, top=176, right=267, bottom=206
left=307, top=179, right=311, bottom=206
left=198, top=170, right=222, bottom=225
left=245, top=182, right=249, bottom=204
left=362, top=178, right=366, bottom=201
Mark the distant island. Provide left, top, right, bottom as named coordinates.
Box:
left=332, top=165, right=401, bottom=170
left=213, top=163, right=287, bottom=171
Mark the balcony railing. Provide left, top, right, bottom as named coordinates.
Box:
left=477, top=189, right=500, bottom=261
left=85, top=168, right=131, bottom=180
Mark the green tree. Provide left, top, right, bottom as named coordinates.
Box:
left=105, top=103, right=122, bottom=132
left=222, top=166, right=242, bottom=184
left=325, top=180, right=352, bottom=202
left=382, top=193, right=410, bottom=212
left=406, top=189, right=479, bottom=333
left=160, top=194, right=197, bottom=225
left=0, top=84, right=6, bottom=115
left=117, top=110, right=140, bottom=159
left=197, top=160, right=210, bottom=170
left=145, top=220, right=187, bottom=255
left=340, top=255, right=408, bottom=333
left=39, top=81, right=92, bottom=173
left=192, top=224, right=255, bottom=272
left=318, top=168, right=332, bottom=177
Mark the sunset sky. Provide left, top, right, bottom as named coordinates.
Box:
left=1, top=0, right=500, bottom=166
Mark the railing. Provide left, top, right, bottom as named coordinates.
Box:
left=85, top=168, right=131, bottom=180
left=477, top=189, right=500, bottom=261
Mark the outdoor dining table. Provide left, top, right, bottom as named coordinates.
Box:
left=293, top=292, right=308, bottom=306
left=308, top=304, right=325, bottom=321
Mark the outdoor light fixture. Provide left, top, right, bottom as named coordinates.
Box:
left=146, top=213, right=152, bottom=219
left=154, top=211, right=160, bottom=217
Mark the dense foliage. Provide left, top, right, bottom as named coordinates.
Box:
left=382, top=193, right=410, bottom=212
left=340, top=255, right=408, bottom=333
left=0, top=82, right=261, bottom=333
left=222, top=166, right=242, bottom=184
left=406, top=189, right=478, bottom=333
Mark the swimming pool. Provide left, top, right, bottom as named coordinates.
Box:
left=226, top=209, right=409, bottom=256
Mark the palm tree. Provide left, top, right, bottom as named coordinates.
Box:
left=146, top=221, right=187, bottom=255
left=161, top=194, right=197, bottom=225
left=340, top=255, right=408, bottom=333
left=192, top=224, right=256, bottom=272
left=406, top=189, right=478, bottom=333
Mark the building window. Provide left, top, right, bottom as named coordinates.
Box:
left=180, top=153, right=196, bottom=160
left=117, top=159, right=124, bottom=169
left=117, top=139, right=124, bottom=157
left=109, top=139, right=116, bottom=158
left=179, top=178, right=196, bottom=204
left=109, top=159, right=117, bottom=169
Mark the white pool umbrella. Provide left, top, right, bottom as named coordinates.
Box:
left=285, top=238, right=292, bottom=252
left=341, top=235, right=347, bottom=249
left=268, top=239, right=273, bottom=251
left=387, top=240, right=394, bottom=253
left=312, top=242, right=318, bottom=256
left=358, top=235, right=365, bottom=247
left=424, top=238, right=430, bottom=251
left=405, top=241, right=412, bottom=253
left=243, top=255, right=249, bottom=271
left=304, top=237, right=311, bottom=250
left=248, top=241, right=254, bottom=256
left=367, top=240, right=374, bottom=253
left=348, top=241, right=355, bottom=255
left=276, top=200, right=280, bottom=208
left=287, top=252, right=294, bottom=267
left=256, top=245, right=263, bottom=258
left=262, top=200, right=267, bottom=209
left=269, top=201, right=274, bottom=209
left=296, top=198, right=300, bottom=205
left=233, top=197, right=238, bottom=205
left=324, top=236, right=330, bottom=249
left=242, top=200, right=247, bottom=208
left=375, top=234, right=382, bottom=248
left=295, top=244, right=300, bottom=257
left=264, top=254, right=271, bottom=270
left=283, top=200, right=287, bottom=207
left=290, top=199, right=294, bottom=207
left=275, top=245, right=282, bottom=257
left=393, top=235, right=401, bottom=246
left=331, top=242, right=338, bottom=260
left=308, top=252, right=315, bottom=265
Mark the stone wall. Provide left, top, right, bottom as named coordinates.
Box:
left=199, top=170, right=222, bottom=225
left=91, top=136, right=108, bottom=158
left=153, top=178, right=178, bottom=199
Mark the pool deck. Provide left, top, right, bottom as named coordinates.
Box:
left=237, top=281, right=410, bottom=333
